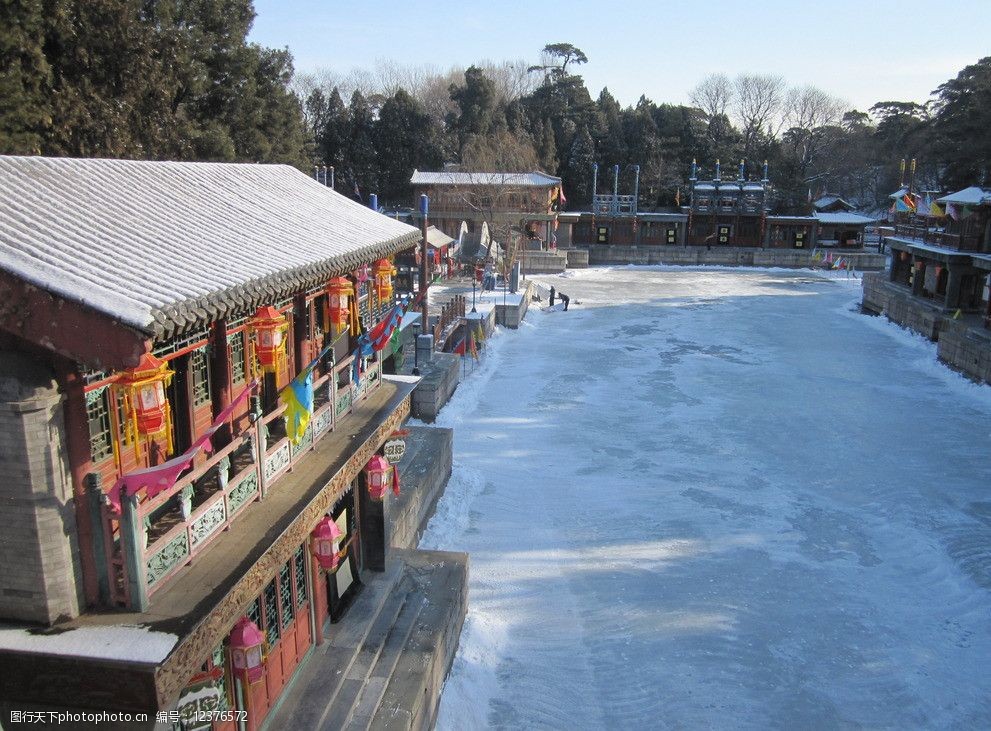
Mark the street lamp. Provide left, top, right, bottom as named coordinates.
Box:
left=471, top=270, right=477, bottom=313
left=412, top=320, right=422, bottom=376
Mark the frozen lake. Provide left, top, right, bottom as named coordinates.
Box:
left=418, top=267, right=991, bottom=730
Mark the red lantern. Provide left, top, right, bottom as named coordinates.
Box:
left=248, top=305, right=289, bottom=374
left=326, top=277, right=353, bottom=331
left=311, top=515, right=344, bottom=571
left=365, top=454, right=392, bottom=501
left=116, top=352, right=175, bottom=456
left=372, top=259, right=395, bottom=304
left=229, top=617, right=266, bottom=683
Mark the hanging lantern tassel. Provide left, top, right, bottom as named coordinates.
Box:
left=392, top=465, right=401, bottom=496
left=349, top=293, right=360, bottom=336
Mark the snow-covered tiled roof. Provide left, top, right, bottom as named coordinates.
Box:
left=888, top=187, right=910, bottom=199
left=0, top=156, right=419, bottom=338
left=814, top=212, right=878, bottom=225
left=814, top=194, right=853, bottom=210
left=426, top=225, right=456, bottom=249
left=410, top=170, right=561, bottom=187
left=937, top=186, right=991, bottom=205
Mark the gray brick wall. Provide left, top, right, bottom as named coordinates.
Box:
left=0, top=352, right=84, bottom=624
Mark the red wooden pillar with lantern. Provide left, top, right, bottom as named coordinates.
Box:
left=309, top=516, right=344, bottom=643
left=229, top=616, right=267, bottom=731
left=115, top=352, right=175, bottom=465
left=372, top=259, right=395, bottom=310
left=248, top=305, right=288, bottom=414
left=358, top=455, right=395, bottom=573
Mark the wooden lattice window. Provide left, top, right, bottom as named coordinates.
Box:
left=229, top=333, right=246, bottom=385
left=279, top=561, right=295, bottom=629
left=246, top=597, right=261, bottom=628
left=294, top=546, right=307, bottom=610
left=191, top=348, right=211, bottom=407
left=263, top=580, right=280, bottom=645
left=86, top=389, right=113, bottom=463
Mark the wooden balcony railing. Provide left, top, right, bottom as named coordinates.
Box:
left=890, top=224, right=983, bottom=252
left=433, top=296, right=466, bottom=344
left=109, top=355, right=384, bottom=610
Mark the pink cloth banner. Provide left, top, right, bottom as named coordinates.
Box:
left=107, top=379, right=259, bottom=513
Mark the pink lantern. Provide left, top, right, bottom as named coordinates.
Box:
left=229, top=617, right=266, bottom=683
left=365, top=454, right=392, bottom=500
left=311, top=516, right=344, bottom=570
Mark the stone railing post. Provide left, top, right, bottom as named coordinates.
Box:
left=85, top=473, right=111, bottom=606
left=119, top=492, right=149, bottom=611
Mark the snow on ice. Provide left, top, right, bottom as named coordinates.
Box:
left=417, top=267, right=991, bottom=730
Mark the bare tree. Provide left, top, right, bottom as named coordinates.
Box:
left=784, top=85, right=847, bottom=136
left=478, top=59, right=539, bottom=103
left=454, top=130, right=542, bottom=275
left=414, top=68, right=463, bottom=130
left=783, top=84, right=850, bottom=182
left=690, top=73, right=734, bottom=120
left=733, top=73, right=786, bottom=159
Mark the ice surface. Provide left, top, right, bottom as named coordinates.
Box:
left=419, top=267, right=991, bottom=730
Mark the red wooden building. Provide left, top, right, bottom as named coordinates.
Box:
left=0, top=156, right=421, bottom=728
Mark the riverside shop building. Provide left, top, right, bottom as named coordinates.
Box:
left=0, top=156, right=421, bottom=729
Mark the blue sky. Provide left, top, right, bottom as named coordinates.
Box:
left=249, top=0, right=990, bottom=112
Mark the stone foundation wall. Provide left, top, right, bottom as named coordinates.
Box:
left=564, top=249, right=589, bottom=268
left=586, top=245, right=886, bottom=270
left=936, top=321, right=991, bottom=386
left=862, top=274, right=991, bottom=385
left=411, top=353, right=459, bottom=423
left=387, top=427, right=453, bottom=551
left=862, top=273, right=944, bottom=341
left=523, top=251, right=568, bottom=274
left=494, top=282, right=532, bottom=329
left=0, top=352, right=83, bottom=624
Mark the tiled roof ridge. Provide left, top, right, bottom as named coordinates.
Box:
left=0, top=156, right=420, bottom=338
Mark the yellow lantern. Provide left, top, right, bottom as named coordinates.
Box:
left=372, top=259, right=395, bottom=305
left=248, top=305, right=289, bottom=375
left=116, top=352, right=175, bottom=457
left=326, top=277, right=354, bottom=331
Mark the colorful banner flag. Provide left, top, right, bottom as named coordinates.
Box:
left=902, top=193, right=917, bottom=210
left=108, top=378, right=260, bottom=512
left=282, top=342, right=335, bottom=445
left=368, top=305, right=403, bottom=352
left=469, top=331, right=479, bottom=361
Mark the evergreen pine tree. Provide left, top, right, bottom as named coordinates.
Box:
left=346, top=90, right=377, bottom=200
left=0, top=0, right=50, bottom=154
left=563, top=124, right=595, bottom=206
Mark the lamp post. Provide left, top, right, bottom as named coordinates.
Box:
left=412, top=321, right=422, bottom=376
left=471, top=275, right=477, bottom=313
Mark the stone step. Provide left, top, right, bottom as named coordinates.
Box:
left=371, top=553, right=469, bottom=731
left=263, top=551, right=467, bottom=731
left=264, top=559, right=404, bottom=730
left=320, top=579, right=417, bottom=730
left=345, top=593, right=428, bottom=729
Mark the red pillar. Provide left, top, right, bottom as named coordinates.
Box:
left=54, top=359, right=100, bottom=606
left=311, top=552, right=327, bottom=646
